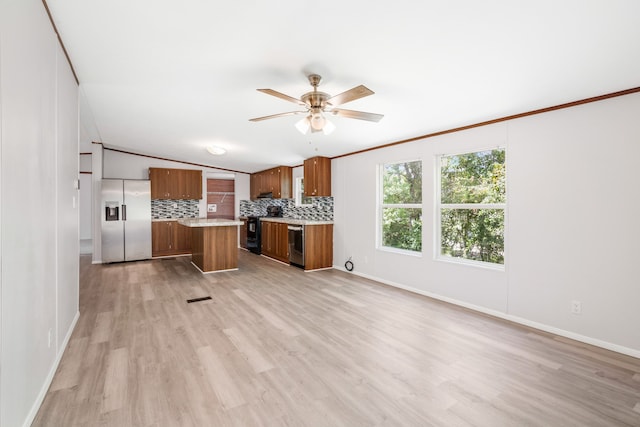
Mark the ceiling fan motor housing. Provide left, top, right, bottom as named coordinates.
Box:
left=301, top=92, right=329, bottom=109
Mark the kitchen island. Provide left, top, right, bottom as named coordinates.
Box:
left=177, top=218, right=243, bottom=273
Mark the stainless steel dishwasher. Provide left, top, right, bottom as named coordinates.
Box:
left=288, top=225, right=304, bottom=268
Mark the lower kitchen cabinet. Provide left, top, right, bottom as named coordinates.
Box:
left=239, top=218, right=247, bottom=249
left=152, top=220, right=192, bottom=257
left=260, top=221, right=333, bottom=270
left=261, top=221, right=289, bottom=263
left=175, top=222, right=192, bottom=253
left=304, top=224, right=333, bottom=270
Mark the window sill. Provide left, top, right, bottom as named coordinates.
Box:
left=435, top=255, right=505, bottom=271
left=378, top=246, right=423, bottom=258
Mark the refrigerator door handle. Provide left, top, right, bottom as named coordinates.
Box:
left=122, top=204, right=127, bottom=221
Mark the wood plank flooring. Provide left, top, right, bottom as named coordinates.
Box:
left=33, top=251, right=640, bottom=426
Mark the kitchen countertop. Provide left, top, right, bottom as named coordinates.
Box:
left=177, top=218, right=243, bottom=227
left=259, top=217, right=333, bottom=226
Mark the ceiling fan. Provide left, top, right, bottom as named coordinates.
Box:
left=249, top=74, right=383, bottom=135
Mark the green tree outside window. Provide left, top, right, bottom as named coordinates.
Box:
left=380, top=161, right=422, bottom=252
left=439, top=149, right=505, bottom=264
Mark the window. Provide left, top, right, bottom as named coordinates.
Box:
left=437, top=148, right=505, bottom=265
left=295, top=177, right=313, bottom=207
left=379, top=160, right=422, bottom=253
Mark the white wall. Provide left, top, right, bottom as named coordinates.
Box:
left=333, top=92, right=640, bottom=356
left=0, top=1, right=80, bottom=426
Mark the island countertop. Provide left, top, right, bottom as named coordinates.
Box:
left=177, top=218, right=243, bottom=227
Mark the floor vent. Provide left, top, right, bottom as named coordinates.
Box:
left=186, top=296, right=212, bottom=303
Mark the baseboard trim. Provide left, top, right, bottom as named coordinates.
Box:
left=334, top=265, right=640, bottom=359
left=23, top=310, right=80, bottom=427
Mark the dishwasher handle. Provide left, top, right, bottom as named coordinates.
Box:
left=287, top=225, right=303, bottom=231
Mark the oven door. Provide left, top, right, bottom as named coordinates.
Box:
left=246, top=217, right=261, bottom=254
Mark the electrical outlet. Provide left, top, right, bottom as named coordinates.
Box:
left=571, top=300, right=582, bottom=315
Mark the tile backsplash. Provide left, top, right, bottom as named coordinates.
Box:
left=240, top=197, right=333, bottom=221
left=151, top=199, right=199, bottom=219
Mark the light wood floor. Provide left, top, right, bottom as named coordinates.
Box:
left=34, top=251, right=640, bottom=426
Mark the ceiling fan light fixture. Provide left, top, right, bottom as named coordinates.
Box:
left=310, top=111, right=325, bottom=131
left=322, top=119, right=335, bottom=135
left=295, top=116, right=310, bottom=134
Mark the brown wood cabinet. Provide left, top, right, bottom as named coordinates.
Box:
left=261, top=221, right=289, bottom=263
left=260, top=220, right=333, bottom=269
left=149, top=168, right=202, bottom=199
left=149, top=168, right=170, bottom=199
left=190, top=225, right=238, bottom=273
left=175, top=222, right=192, bottom=253
left=304, top=224, right=333, bottom=270
left=152, top=220, right=192, bottom=257
left=239, top=218, right=247, bottom=249
left=304, top=156, right=331, bottom=197
left=250, top=166, right=292, bottom=200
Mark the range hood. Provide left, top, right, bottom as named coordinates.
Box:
left=257, top=192, right=273, bottom=199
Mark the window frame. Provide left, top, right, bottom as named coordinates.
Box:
left=435, top=147, right=506, bottom=270
left=294, top=177, right=313, bottom=207
left=377, top=159, right=423, bottom=256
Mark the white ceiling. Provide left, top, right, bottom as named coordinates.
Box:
left=47, top=0, right=640, bottom=173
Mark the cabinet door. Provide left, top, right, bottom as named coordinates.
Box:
left=164, top=169, right=180, bottom=199
left=303, top=158, right=316, bottom=197
left=174, top=223, right=192, bottom=253
left=260, top=222, right=289, bottom=263
left=304, top=157, right=330, bottom=197
left=152, top=221, right=173, bottom=256
left=304, top=156, right=331, bottom=197
left=149, top=168, right=170, bottom=199
left=239, top=220, right=247, bottom=249
left=276, top=222, right=289, bottom=262
left=304, top=224, right=333, bottom=270
left=251, top=172, right=265, bottom=200
left=278, top=167, right=292, bottom=199
left=266, top=168, right=276, bottom=196
left=178, top=169, right=201, bottom=199
left=261, top=221, right=271, bottom=255
left=188, top=170, right=203, bottom=199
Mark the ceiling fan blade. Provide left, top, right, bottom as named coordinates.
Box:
left=329, top=108, right=384, bottom=122
left=249, top=111, right=306, bottom=122
left=326, top=85, right=374, bottom=106
left=257, top=89, right=306, bottom=106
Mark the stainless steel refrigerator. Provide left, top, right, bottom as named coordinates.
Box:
left=101, top=179, right=152, bottom=263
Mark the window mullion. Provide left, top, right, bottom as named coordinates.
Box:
left=441, top=203, right=505, bottom=209
left=382, top=203, right=422, bottom=209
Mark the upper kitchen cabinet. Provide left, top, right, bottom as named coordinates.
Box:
left=181, top=169, right=203, bottom=199
left=149, top=167, right=202, bottom=199
left=304, top=156, right=331, bottom=197
left=250, top=166, right=292, bottom=200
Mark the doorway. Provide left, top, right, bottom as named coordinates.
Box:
left=206, top=178, right=235, bottom=219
